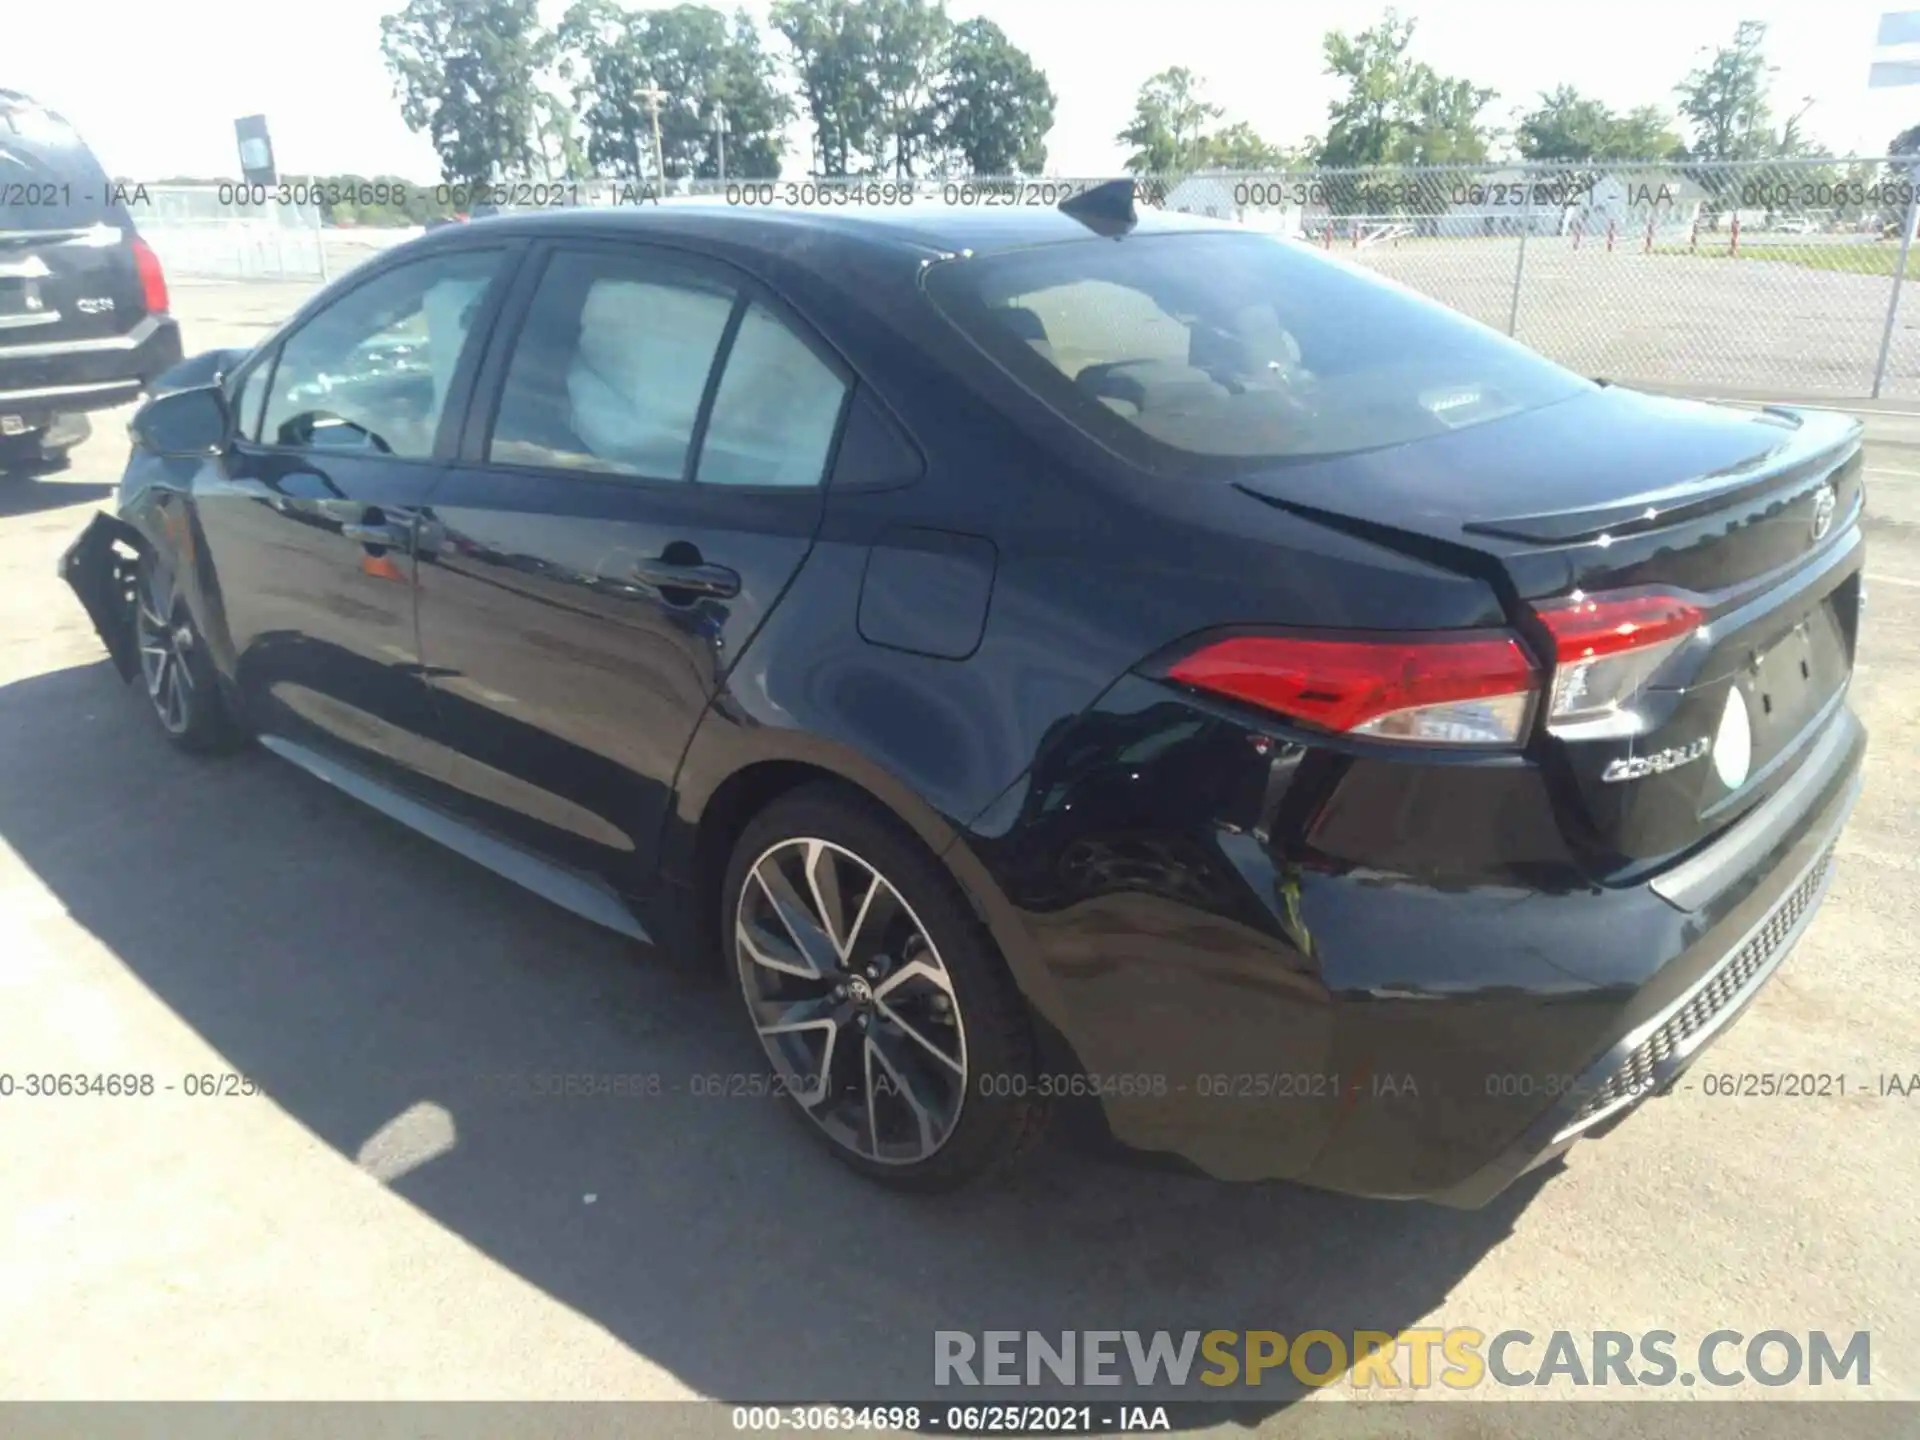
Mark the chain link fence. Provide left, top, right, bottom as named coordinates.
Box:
left=129, top=157, right=1920, bottom=402
left=133, top=186, right=333, bottom=283
left=1134, top=157, right=1920, bottom=403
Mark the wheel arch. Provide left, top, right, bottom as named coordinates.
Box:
left=663, top=720, right=1077, bottom=1050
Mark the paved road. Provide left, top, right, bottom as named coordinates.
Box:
left=0, top=372, right=1916, bottom=1424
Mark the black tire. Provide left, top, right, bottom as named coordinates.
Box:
left=721, top=783, right=1047, bottom=1190
left=133, top=551, right=245, bottom=755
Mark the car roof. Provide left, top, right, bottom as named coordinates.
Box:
left=460, top=199, right=1240, bottom=264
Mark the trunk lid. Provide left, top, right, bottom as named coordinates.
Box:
left=1234, top=387, right=1866, bottom=875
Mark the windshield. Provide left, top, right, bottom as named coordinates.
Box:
left=923, top=230, right=1592, bottom=467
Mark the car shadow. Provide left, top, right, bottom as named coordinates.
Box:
left=0, top=658, right=1549, bottom=1417
left=0, top=474, right=109, bottom=518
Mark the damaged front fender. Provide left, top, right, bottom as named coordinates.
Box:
left=58, top=513, right=146, bottom=684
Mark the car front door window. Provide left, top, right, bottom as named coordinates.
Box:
left=260, top=249, right=503, bottom=459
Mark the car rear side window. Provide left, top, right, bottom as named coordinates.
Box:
left=488, top=252, right=737, bottom=481
left=259, top=249, right=503, bottom=459
left=923, top=230, right=1591, bottom=469
left=697, top=301, right=848, bottom=487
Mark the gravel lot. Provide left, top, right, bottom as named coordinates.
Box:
left=0, top=282, right=1917, bottom=1428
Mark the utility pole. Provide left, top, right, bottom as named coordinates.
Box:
left=637, top=86, right=667, bottom=194
left=713, top=100, right=729, bottom=185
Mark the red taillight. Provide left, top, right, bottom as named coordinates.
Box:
left=130, top=235, right=169, bottom=314
left=1535, top=591, right=1703, bottom=663
left=1166, top=632, right=1538, bottom=746
left=1534, top=589, right=1704, bottom=735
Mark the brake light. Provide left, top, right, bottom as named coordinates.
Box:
left=130, top=235, right=169, bottom=314
left=1166, top=632, right=1538, bottom=747
left=1535, top=589, right=1704, bottom=737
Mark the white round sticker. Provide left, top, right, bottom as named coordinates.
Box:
left=1713, top=686, right=1752, bottom=790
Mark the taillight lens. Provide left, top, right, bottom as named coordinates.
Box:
left=1534, top=589, right=1704, bottom=737
left=1166, top=632, right=1538, bottom=747
left=130, top=235, right=169, bottom=314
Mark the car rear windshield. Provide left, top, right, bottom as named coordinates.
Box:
left=923, top=229, right=1591, bottom=467
left=1, top=100, right=117, bottom=232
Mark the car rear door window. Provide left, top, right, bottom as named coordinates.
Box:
left=696, top=301, right=849, bottom=488
left=488, top=252, right=737, bottom=481
left=259, top=249, right=503, bottom=459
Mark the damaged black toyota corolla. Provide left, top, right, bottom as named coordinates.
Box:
left=60, top=184, right=1867, bottom=1203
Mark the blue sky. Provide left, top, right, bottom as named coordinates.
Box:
left=13, top=0, right=1920, bottom=179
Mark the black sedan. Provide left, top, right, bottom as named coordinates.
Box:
left=59, top=184, right=1866, bottom=1203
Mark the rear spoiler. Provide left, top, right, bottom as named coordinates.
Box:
left=1460, top=406, right=1863, bottom=545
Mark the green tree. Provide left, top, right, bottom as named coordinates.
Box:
left=557, top=2, right=787, bottom=183
left=935, top=18, right=1055, bottom=175
left=534, top=92, right=591, bottom=181
left=381, top=0, right=553, bottom=186
left=1516, top=86, right=1682, bottom=161
left=773, top=0, right=882, bottom=175
left=1117, top=68, right=1222, bottom=175
left=1317, top=9, right=1495, bottom=169
left=1198, top=121, right=1290, bottom=171
left=1675, top=20, right=1774, bottom=161
left=710, top=9, right=790, bottom=177
left=864, top=0, right=950, bottom=176
left=1893, top=124, right=1920, bottom=158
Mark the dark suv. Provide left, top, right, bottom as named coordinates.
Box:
left=0, top=89, right=182, bottom=469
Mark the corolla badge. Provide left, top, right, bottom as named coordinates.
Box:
left=1811, top=481, right=1837, bottom=543
left=1601, top=736, right=1711, bottom=784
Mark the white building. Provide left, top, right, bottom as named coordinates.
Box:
left=1563, top=171, right=1709, bottom=241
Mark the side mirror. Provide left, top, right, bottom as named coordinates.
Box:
left=130, top=385, right=230, bottom=458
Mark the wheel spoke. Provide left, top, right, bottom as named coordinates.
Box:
left=752, top=857, right=841, bottom=978
left=803, top=840, right=854, bottom=959
left=873, top=998, right=964, bottom=1076
left=864, top=1026, right=939, bottom=1158
left=738, top=914, right=816, bottom=980
left=756, top=994, right=842, bottom=1108
left=873, top=953, right=954, bottom=1004
left=843, top=875, right=901, bottom=972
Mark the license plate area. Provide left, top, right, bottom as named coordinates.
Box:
left=1736, top=597, right=1850, bottom=760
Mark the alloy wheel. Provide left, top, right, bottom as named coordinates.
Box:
left=135, top=565, right=195, bottom=736
left=735, top=837, right=969, bottom=1164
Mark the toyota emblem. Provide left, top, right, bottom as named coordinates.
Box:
left=1811, top=482, right=1837, bottom=543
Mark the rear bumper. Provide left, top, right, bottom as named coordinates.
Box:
left=0, top=313, right=184, bottom=425
left=962, top=676, right=1867, bottom=1207
left=1429, top=736, right=1860, bottom=1207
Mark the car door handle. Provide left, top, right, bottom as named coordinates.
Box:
left=629, top=557, right=741, bottom=599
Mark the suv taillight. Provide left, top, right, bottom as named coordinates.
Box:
left=1165, top=631, right=1538, bottom=747
left=130, top=235, right=169, bottom=314
left=1533, top=589, right=1704, bottom=739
